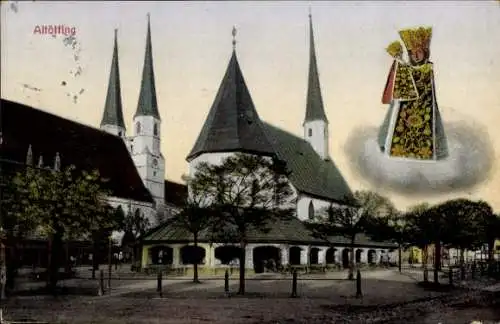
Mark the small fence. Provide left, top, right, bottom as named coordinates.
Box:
left=401, top=261, right=500, bottom=286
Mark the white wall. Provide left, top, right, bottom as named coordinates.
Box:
left=106, top=195, right=156, bottom=242
left=101, top=124, right=126, bottom=138
left=132, top=116, right=161, bottom=156
left=296, top=194, right=345, bottom=221
left=303, top=120, right=329, bottom=159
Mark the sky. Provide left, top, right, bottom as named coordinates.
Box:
left=1, top=1, right=499, bottom=212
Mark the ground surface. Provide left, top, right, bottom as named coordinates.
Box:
left=2, top=268, right=499, bottom=323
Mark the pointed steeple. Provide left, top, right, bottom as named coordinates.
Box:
left=187, top=28, right=274, bottom=161
left=53, top=152, right=61, bottom=171
left=135, top=14, right=160, bottom=119
left=26, top=144, right=33, bottom=166
left=100, top=29, right=126, bottom=129
left=304, top=12, right=328, bottom=124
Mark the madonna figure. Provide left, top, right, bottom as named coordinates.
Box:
left=378, top=27, right=448, bottom=160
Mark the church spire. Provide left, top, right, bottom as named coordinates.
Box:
left=187, top=27, right=273, bottom=161
left=304, top=12, right=328, bottom=124
left=135, top=13, right=160, bottom=119
left=100, top=29, right=126, bottom=130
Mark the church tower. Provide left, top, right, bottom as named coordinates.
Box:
left=131, top=14, right=165, bottom=209
left=100, top=29, right=126, bottom=138
left=303, top=13, right=329, bottom=160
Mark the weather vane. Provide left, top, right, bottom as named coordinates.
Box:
left=232, top=26, right=237, bottom=49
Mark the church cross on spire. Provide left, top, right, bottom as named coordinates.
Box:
left=232, top=26, right=237, bottom=50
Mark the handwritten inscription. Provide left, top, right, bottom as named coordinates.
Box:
left=33, top=25, right=76, bottom=36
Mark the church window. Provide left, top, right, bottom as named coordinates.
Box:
left=308, top=128, right=312, bottom=137
left=136, top=122, right=141, bottom=135
left=130, top=145, right=134, bottom=153
left=118, top=131, right=122, bottom=137
left=308, top=201, right=315, bottom=220
left=154, top=123, right=158, bottom=136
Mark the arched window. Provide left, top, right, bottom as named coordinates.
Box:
left=308, top=201, right=315, bottom=220
left=153, top=123, right=158, bottom=136
left=308, top=128, right=312, bottom=137
left=136, top=122, right=141, bottom=135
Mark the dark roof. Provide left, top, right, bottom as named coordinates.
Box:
left=263, top=122, right=353, bottom=202
left=304, top=15, right=328, bottom=124
left=135, top=16, right=160, bottom=119
left=100, top=30, right=126, bottom=129
left=141, top=217, right=396, bottom=248
left=0, top=99, right=154, bottom=203
left=186, top=50, right=275, bottom=161
left=164, top=180, right=187, bottom=206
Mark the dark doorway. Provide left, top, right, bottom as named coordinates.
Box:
left=180, top=245, right=206, bottom=265
left=368, top=249, right=377, bottom=264
left=214, top=245, right=241, bottom=265
left=356, top=249, right=363, bottom=263
left=253, top=246, right=281, bottom=273
left=289, top=246, right=301, bottom=265
left=342, top=248, right=349, bottom=268
left=309, top=247, right=320, bottom=265
left=150, top=246, right=173, bottom=265
left=326, top=248, right=337, bottom=264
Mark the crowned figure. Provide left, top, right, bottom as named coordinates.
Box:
left=378, top=26, right=448, bottom=160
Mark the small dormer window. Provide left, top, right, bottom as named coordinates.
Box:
left=308, top=128, right=312, bottom=137
left=154, top=123, right=158, bottom=136
left=136, top=122, right=141, bottom=135
left=308, top=201, right=315, bottom=220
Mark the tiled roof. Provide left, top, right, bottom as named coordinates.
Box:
left=186, top=50, right=275, bottom=161
left=100, top=30, right=126, bottom=129
left=0, top=99, right=153, bottom=203
left=141, top=217, right=396, bottom=248
left=263, top=122, right=353, bottom=203
left=134, top=16, right=160, bottom=119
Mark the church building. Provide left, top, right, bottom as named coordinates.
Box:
left=140, top=14, right=396, bottom=274
left=99, top=16, right=180, bottom=226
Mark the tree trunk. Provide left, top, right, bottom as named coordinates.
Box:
left=48, top=231, right=63, bottom=293
left=47, top=238, right=52, bottom=287
left=91, top=233, right=99, bottom=279
left=193, top=234, right=200, bottom=283
left=348, top=235, right=355, bottom=280
left=238, top=240, right=246, bottom=295
left=422, top=245, right=428, bottom=282
left=487, top=240, right=495, bottom=263
left=398, top=243, right=402, bottom=273
left=65, top=241, right=71, bottom=274
left=434, top=241, right=441, bottom=284
left=460, top=248, right=465, bottom=280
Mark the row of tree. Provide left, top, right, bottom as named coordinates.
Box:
left=171, top=153, right=500, bottom=292
left=2, top=152, right=499, bottom=296
left=0, top=159, right=149, bottom=293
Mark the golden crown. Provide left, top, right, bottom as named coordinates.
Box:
left=399, top=26, right=432, bottom=52
left=386, top=41, right=403, bottom=57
